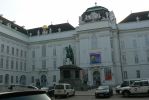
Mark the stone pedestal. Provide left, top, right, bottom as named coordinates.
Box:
left=59, top=65, right=83, bottom=90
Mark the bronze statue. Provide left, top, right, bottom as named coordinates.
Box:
left=65, top=45, right=74, bottom=64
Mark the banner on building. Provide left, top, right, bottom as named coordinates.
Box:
left=104, top=68, right=112, bottom=80
left=90, top=52, right=101, bottom=64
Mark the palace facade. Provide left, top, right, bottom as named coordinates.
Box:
left=0, top=5, right=149, bottom=87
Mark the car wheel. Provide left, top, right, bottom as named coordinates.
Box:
left=72, top=91, right=75, bottom=96
left=95, top=94, right=98, bottom=98
left=54, top=95, right=57, bottom=98
left=65, top=93, right=69, bottom=98
left=123, top=91, right=130, bottom=97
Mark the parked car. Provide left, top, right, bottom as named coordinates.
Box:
left=0, top=90, right=51, bottom=100
left=115, top=79, right=140, bottom=94
left=95, top=85, right=113, bottom=98
left=47, top=86, right=55, bottom=97
left=40, top=86, right=55, bottom=97
left=0, top=84, right=38, bottom=92
left=54, top=83, right=75, bottom=98
left=41, top=87, right=49, bottom=91
left=120, top=79, right=149, bottom=97
left=26, top=85, right=39, bottom=89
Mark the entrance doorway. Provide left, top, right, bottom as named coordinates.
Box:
left=93, top=71, right=101, bottom=87
left=41, top=75, right=47, bottom=87
left=20, top=75, right=26, bottom=85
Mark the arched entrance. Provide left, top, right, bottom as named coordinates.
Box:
left=20, top=75, right=26, bottom=85
left=93, top=71, right=101, bottom=86
left=41, top=75, right=47, bottom=87
left=5, top=74, right=9, bottom=85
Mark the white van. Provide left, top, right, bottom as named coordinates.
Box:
left=54, top=83, right=75, bottom=97
left=115, top=79, right=140, bottom=94
left=120, top=79, right=149, bottom=96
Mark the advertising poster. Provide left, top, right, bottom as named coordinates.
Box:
left=90, top=52, right=101, bottom=64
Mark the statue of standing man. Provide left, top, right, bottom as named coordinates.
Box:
left=65, top=45, right=74, bottom=64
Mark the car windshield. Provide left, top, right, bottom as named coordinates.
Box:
left=98, top=86, right=109, bottom=90
left=1, top=94, right=51, bottom=100
left=129, top=80, right=139, bottom=85
left=48, top=86, right=54, bottom=90
left=55, top=85, right=64, bottom=89
left=121, top=81, right=129, bottom=87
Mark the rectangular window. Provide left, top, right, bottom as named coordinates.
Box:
left=1, top=44, right=4, bottom=52
left=32, top=65, right=35, bottom=71
left=16, top=49, right=19, bottom=56
left=134, top=52, right=139, bottom=64
left=146, top=50, right=149, bottom=62
left=16, top=61, right=18, bottom=70
left=11, top=60, right=14, bottom=69
left=91, top=34, right=97, bottom=49
left=31, top=76, right=34, bottom=83
left=12, top=47, right=14, bottom=56
left=53, top=75, right=56, bottom=82
left=53, top=47, right=56, bottom=56
left=11, top=76, right=13, bottom=83
left=0, top=58, right=3, bottom=68
left=21, top=50, right=23, bottom=57
left=133, top=39, right=137, bottom=48
left=7, top=46, right=9, bottom=54
left=16, top=76, right=18, bottom=83
left=24, top=51, right=26, bottom=58
left=123, top=71, right=128, bottom=79
left=24, top=62, right=26, bottom=71
left=53, top=58, right=56, bottom=70
left=136, top=70, right=140, bottom=78
left=104, top=68, right=112, bottom=80
left=0, top=75, right=3, bottom=83
left=42, top=60, right=46, bottom=69
left=42, top=45, right=46, bottom=57
left=120, top=40, right=125, bottom=49
left=145, top=35, right=149, bottom=47
left=110, top=38, right=113, bottom=49
left=135, top=54, right=139, bottom=64
left=122, top=52, right=126, bottom=64
left=32, top=50, right=35, bottom=58
left=6, top=57, right=9, bottom=69
left=32, top=61, right=35, bottom=71
left=20, top=62, right=23, bottom=70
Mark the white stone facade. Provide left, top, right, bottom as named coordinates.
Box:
left=0, top=6, right=149, bottom=87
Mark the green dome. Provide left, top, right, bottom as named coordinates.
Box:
left=85, top=6, right=109, bottom=13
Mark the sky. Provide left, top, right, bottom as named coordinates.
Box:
left=0, top=0, right=149, bottom=29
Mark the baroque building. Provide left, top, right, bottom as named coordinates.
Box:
left=0, top=5, right=149, bottom=87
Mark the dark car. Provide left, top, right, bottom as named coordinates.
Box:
left=47, top=86, right=55, bottom=97
left=95, top=85, right=113, bottom=98
left=0, top=90, right=51, bottom=100
left=0, top=84, right=38, bottom=92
